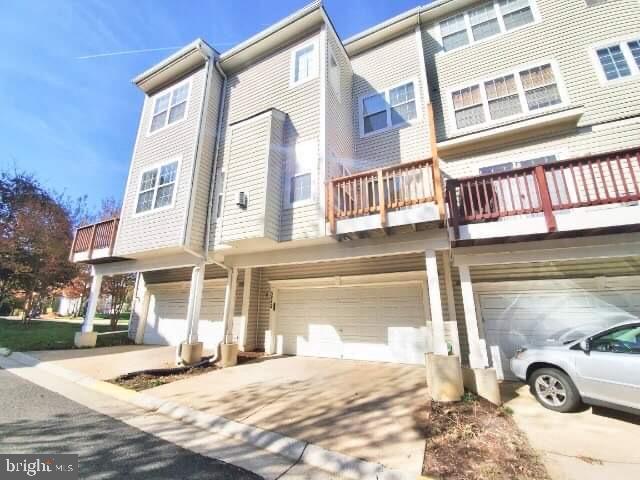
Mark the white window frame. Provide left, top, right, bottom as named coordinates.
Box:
left=146, top=79, right=191, bottom=136
left=289, top=37, right=319, bottom=88
left=133, top=156, right=182, bottom=217
left=437, top=0, right=541, bottom=55
left=446, top=60, right=568, bottom=135
left=358, top=77, right=422, bottom=138
left=589, top=34, right=640, bottom=86
left=285, top=139, right=318, bottom=208
left=328, top=49, right=341, bottom=102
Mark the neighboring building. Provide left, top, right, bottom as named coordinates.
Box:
left=70, top=0, right=640, bottom=384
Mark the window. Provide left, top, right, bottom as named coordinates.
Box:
left=440, top=0, right=537, bottom=52
left=360, top=80, right=419, bottom=136
left=591, top=325, right=640, bottom=354
left=135, top=160, right=179, bottom=214
left=479, top=155, right=556, bottom=174
left=328, top=51, right=341, bottom=100
left=290, top=39, right=318, bottom=87
left=450, top=62, right=564, bottom=131
left=594, top=38, right=640, bottom=82
left=149, top=82, right=189, bottom=133
left=286, top=140, right=316, bottom=207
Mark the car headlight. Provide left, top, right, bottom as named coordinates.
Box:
left=514, top=347, right=528, bottom=359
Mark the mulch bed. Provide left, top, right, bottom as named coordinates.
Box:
left=110, top=351, right=269, bottom=391
left=417, top=393, right=549, bottom=480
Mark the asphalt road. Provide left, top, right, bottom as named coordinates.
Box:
left=0, top=368, right=262, bottom=479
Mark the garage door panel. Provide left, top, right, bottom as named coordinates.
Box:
left=276, top=284, right=427, bottom=365
left=480, top=285, right=640, bottom=380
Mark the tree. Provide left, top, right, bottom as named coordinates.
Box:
left=0, top=171, right=79, bottom=323
left=101, top=274, right=135, bottom=330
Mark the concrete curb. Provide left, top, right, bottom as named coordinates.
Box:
left=6, top=352, right=412, bottom=480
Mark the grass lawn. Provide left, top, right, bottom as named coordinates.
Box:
left=0, top=316, right=133, bottom=351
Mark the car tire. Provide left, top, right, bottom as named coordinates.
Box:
left=529, top=368, right=582, bottom=413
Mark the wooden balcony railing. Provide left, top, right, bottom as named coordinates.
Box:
left=446, top=148, right=640, bottom=239
left=69, top=218, right=119, bottom=261
left=327, top=158, right=438, bottom=234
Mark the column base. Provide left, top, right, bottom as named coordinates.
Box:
left=425, top=353, right=464, bottom=402
left=74, top=332, right=97, bottom=348
left=179, top=342, right=203, bottom=365
left=462, top=367, right=502, bottom=406
left=220, top=343, right=239, bottom=368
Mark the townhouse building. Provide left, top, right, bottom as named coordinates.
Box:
left=70, top=0, right=640, bottom=390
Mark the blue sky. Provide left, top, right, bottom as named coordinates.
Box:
left=0, top=0, right=425, bottom=211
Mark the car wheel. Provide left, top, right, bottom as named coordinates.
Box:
left=529, top=368, right=582, bottom=413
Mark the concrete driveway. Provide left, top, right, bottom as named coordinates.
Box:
left=148, top=356, right=428, bottom=476
left=503, top=382, right=640, bottom=480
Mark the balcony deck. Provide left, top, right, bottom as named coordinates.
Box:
left=70, top=218, right=127, bottom=264
left=446, top=147, right=640, bottom=245
left=326, top=158, right=443, bottom=238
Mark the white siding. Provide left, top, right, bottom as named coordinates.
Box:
left=115, top=66, right=208, bottom=256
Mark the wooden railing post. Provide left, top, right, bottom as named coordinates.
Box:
left=427, top=103, right=445, bottom=219
left=446, top=180, right=461, bottom=240
left=108, top=219, right=119, bottom=256
left=377, top=169, right=387, bottom=227
left=327, top=182, right=336, bottom=235
left=534, top=165, right=557, bottom=232
left=88, top=224, right=97, bottom=260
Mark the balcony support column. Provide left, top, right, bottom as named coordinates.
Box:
left=458, top=265, right=488, bottom=369
left=425, top=250, right=447, bottom=355
left=74, top=269, right=102, bottom=348
left=178, top=264, right=205, bottom=365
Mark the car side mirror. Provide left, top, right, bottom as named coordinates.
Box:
left=579, top=339, right=591, bottom=353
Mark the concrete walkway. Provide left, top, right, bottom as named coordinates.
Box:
left=503, top=382, right=640, bottom=480
left=147, top=356, right=428, bottom=477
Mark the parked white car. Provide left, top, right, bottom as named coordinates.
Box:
left=510, top=322, right=640, bottom=414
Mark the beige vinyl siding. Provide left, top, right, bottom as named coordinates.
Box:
left=351, top=29, right=431, bottom=171
left=115, top=66, right=207, bottom=257
left=423, top=0, right=640, bottom=143
left=244, top=268, right=262, bottom=351
left=325, top=29, right=355, bottom=178
left=211, top=31, right=323, bottom=249
left=187, top=67, right=224, bottom=253
left=451, top=256, right=640, bottom=364
left=248, top=252, right=453, bottom=351
left=220, top=111, right=285, bottom=243
left=440, top=116, right=640, bottom=178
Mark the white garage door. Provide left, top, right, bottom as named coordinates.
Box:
left=275, top=283, right=428, bottom=365
left=478, top=279, right=640, bottom=380
left=143, top=282, right=226, bottom=347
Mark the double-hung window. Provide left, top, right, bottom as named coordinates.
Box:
left=135, top=159, right=179, bottom=214
left=361, top=80, right=419, bottom=136
left=440, top=0, right=537, bottom=52
left=149, top=82, right=190, bottom=133
left=450, top=62, right=564, bottom=131
left=290, top=39, right=318, bottom=87
left=593, top=38, right=640, bottom=83
left=286, top=140, right=316, bottom=207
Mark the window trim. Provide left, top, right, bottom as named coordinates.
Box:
left=358, top=77, right=422, bottom=138
left=289, top=37, right=320, bottom=88
left=446, top=60, right=568, bottom=135
left=589, top=34, right=640, bottom=86
left=285, top=139, right=318, bottom=209
left=146, top=79, right=191, bottom=136
left=132, top=156, right=182, bottom=218
left=437, top=0, right=541, bottom=55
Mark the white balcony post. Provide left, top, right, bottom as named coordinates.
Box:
left=81, top=272, right=103, bottom=333
left=222, top=267, right=239, bottom=342
left=459, top=265, right=488, bottom=369
left=185, top=264, right=205, bottom=345
left=425, top=250, right=448, bottom=355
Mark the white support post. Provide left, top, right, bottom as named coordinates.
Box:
left=459, top=265, right=488, bottom=369
left=82, top=272, right=103, bottom=333
left=185, top=264, right=205, bottom=344
left=222, top=267, right=239, bottom=343
left=425, top=250, right=448, bottom=355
